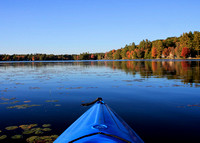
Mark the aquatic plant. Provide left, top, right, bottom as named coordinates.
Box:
left=42, top=128, right=52, bottom=132
left=34, top=130, right=44, bottom=135
left=45, top=100, right=59, bottom=102
left=0, top=100, right=20, bottom=105
left=29, top=87, right=40, bottom=89
left=7, top=104, right=41, bottom=109
left=26, top=135, right=58, bottom=143
left=0, top=135, right=7, bottom=140
left=42, top=124, right=51, bottom=128
left=26, top=136, right=38, bottom=143
left=5, top=126, right=18, bottom=130
left=11, top=135, right=23, bottom=139
left=0, top=97, right=16, bottom=101
left=23, top=130, right=35, bottom=135
left=66, top=87, right=82, bottom=89
left=24, top=100, right=31, bottom=103
left=19, top=124, right=38, bottom=130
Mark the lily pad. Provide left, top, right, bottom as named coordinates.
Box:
left=7, top=104, right=41, bottom=109
left=19, top=124, right=38, bottom=130
left=24, top=100, right=31, bottom=103
left=51, top=135, right=59, bottom=138
left=0, top=102, right=9, bottom=105
left=0, top=97, right=16, bottom=101
left=26, top=136, right=39, bottom=143
left=66, top=87, right=82, bottom=89
left=42, top=124, right=51, bottom=128
left=35, top=130, right=44, bottom=135
left=11, top=135, right=23, bottom=139
left=11, top=100, right=20, bottom=104
left=5, top=126, right=18, bottom=130
left=42, top=128, right=52, bottom=132
left=0, top=135, right=7, bottom=140
left=26, top=135, right=58, bottom=143
left=45, top=100, right=59, bottom=103
left=23, top=130, right=35, bottom=135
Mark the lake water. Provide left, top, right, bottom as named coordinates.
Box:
left=0, top=60, right=200, bottom=143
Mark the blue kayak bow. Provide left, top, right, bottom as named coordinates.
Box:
left=54, top=98, right=144, bottom=143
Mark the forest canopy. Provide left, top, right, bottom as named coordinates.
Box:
left=1, top=31, right=200, bottom=61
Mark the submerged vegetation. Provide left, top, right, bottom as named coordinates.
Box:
left=0, top=31, right=200, bottom=61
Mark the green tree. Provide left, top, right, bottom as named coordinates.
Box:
left=193, top=31, right=200, bottom=57
left=113, top=49, right=122, bottom=59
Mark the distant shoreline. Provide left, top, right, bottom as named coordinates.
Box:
left=1, top=58, right=200, bottom=63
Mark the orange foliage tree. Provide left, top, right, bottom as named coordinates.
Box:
left=152, top=47, right=157, bottom=58
left=126, top=51, right=131, bottom=59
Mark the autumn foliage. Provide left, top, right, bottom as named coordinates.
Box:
left=181, top=47, right=190, bottom=58
left=152, top=47, right=157, bottom=58
left=162, top=48, right=169, bottom=57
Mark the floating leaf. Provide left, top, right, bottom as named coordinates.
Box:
left=5, top=126, right=18, bottom=130
left=66, top=87, right=82, bottom=89
left=10, top=100, right=20, bottom=104
left=11, top=135, right=23, bottom=139
left=26, top=136, right=39, bottom=143
left=23, top=130, right=35, bottom=135
left=29, top=87, right=40, bottom=89
left=19, top=124, right=38, bottom=130
left=7, top=104, right=40, bottom=109
left=45, top=100, right=59, bottom=103
left=0, top=130, right=1, bottom=133
left=42, top=128, right=52, bottom=132
left=0, top=135, right=7, bottom=140
left=35, top=130, right=44, bottom=135
left=26, top=135, right=58, bottom=143
left=42, top=124, right=51, bottom=128
left=24, top=100, right=31, bottom=103
left=55, top=104, right=61, bottom=107
left=0, top=97, right=16, bottom=101
left=51, top=135, right=59, bottom=139
left=0, top=102, right=8, bottom=105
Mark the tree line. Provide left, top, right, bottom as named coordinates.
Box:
left=105, top=31, right=200, bottom=60
left=0, top=31, right=200, bottom=61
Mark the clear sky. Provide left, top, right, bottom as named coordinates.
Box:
left=0, top=0, right=200, bottom=55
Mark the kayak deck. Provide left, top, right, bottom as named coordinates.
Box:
left=54, top=100, right=144, bottom=143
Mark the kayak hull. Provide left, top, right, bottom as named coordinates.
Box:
left=54, top=101, right=144, bottom=143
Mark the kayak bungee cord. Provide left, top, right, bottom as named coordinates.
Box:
left=81, top=97, right=103, bottom=106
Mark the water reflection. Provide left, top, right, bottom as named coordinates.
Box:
left=1, top=60, right=199, bottom=85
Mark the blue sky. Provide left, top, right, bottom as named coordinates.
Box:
left=0, top=0, right=200, bottom=54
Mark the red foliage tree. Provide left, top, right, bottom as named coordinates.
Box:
left=181, top=47, right=190, bottom=58
left=91, top=54, right=95, bottom=59
left=152, top=47, right=157, bottom=58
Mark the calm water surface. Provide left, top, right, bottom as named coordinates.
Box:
left=0, top=60, right=200, bottom=143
